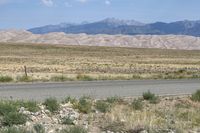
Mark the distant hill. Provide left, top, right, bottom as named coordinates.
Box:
left=28, top=18, right=200, bottom=37
left=1, top=30, right=200, bottom=50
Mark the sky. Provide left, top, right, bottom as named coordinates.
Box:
left=0, top=0, right=200, bottom=29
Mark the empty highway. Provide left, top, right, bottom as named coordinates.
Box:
left=0, top=79, right=199, bottom=101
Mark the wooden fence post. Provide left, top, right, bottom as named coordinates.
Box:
left=24, top=66, right=28, bottom=77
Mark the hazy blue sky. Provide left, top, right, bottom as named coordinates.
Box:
left=0, top=0, right=200, bottom=29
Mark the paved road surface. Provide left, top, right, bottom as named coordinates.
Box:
left=0, top=80, right=199, bottom=101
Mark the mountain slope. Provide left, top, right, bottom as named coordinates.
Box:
left=28, top=19, right=200, bottom=37
left=28, top=23, right=76, bottom=34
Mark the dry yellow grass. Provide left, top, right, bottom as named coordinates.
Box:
left=0, top=42, right=200, bottom=81
left=100, top=96, right=200, bottom=132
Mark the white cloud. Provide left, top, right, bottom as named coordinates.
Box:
left=105, top=0, right=111, bottom=5
left=42, top=0, right=54, bottom=7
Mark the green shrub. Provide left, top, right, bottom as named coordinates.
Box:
left=44, top=98, right=60, bottom=113
left=33, top=124, right=45, bottom=133
left=131, top=99, right=143, bottom=110
left=0, top=101, right=17, bottom=116
left=51, top=75, right=73, bottom=82
left=60, top=126, right=87, bottom=133
left=6, top=100, right=39, bottom=113
left=143, top=91, right=159, bottom=104
left=95, top=100, right=111, bottom=113
left=149, top=96, right=160, bottom=104
left=0, top=127, right=29, bottom=133
left=77, top=96, right=92, bottom=114
left=0, top=101, right=32, bottom=127
left=63, top=96, right=78, bottom=105
left=2, top=112, right=27, bottom=126
left=76, top=74, right=94, bottom=81
left=22, top=101, right=39, bottom=112
left=143, top=91, right=156, bottom=100
left=177, top=69, right=186, bottom=74
left=132, top=75, right=141, bottom=79
left=62, top=116, right=74, bottom=125
left=191, top=90, right=200, bottom=102
left=106, top=96, right=123, bottom=104
left=0, top=75, right=13, bottom=82
left=16, top=75, right=32, bottom=82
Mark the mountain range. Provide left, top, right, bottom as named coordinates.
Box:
left=28, top=18, right=200, bottom=37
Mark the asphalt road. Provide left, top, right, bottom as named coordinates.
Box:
left=0, top=79, right=199, bottom=101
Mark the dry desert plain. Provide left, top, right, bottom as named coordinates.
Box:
left=0, top=43, right=200, bottom=82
